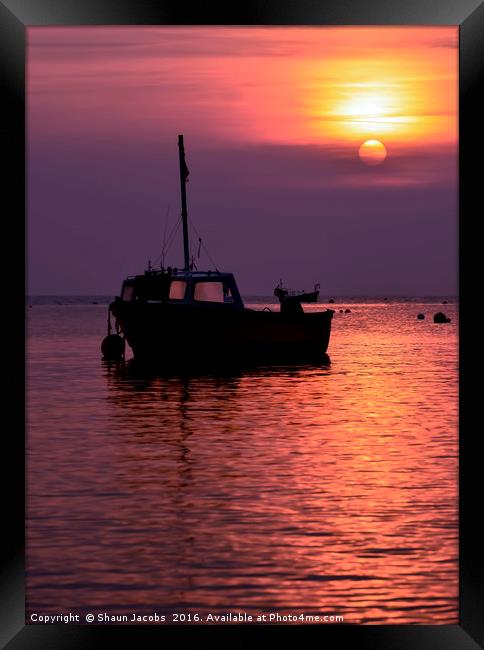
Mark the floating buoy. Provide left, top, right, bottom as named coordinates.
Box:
left=344, top=308, right=351, bottom=313
left=433, top=312, right=450, bottom=324
left=442, top=300, right=448, bottom=304
left=417, top=313, right=425, bottom=320
left=101, top=334, right=125, bottom=360
left=339, top=309, right=344, bottom=313
left=329, top=299, right=335, bottom=304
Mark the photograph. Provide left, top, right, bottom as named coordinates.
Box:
left=25, top=25, right=460, bottom=627
left=1, top=0, right=484, bottom=646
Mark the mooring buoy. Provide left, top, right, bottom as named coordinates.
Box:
left=433, top=312, right=450, bottom=324
left=344, top=308, right=351, bottom=313
left=417, top=313, right=425, bottom=320
left=101, top=334, right=125, bottom=360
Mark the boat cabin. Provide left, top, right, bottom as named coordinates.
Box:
left=119, top=269, right=244, bottom=309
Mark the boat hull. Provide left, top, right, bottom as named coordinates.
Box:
left=275, top=289, right=319, bottom=303
left=110, top=301, right=333, bottom=364
left=292, top=291, right=319, bottom=303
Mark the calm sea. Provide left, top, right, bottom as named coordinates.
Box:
left=26, top=297, right=458, bottom=625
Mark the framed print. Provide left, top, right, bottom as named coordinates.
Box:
left=1, top=1, right=483, bottom=648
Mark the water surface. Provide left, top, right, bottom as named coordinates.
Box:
left=26, top=298, right=458, bottom=624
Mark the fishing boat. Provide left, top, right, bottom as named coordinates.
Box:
left=274, top=281, right=320, bottom=304
left=103, top=135, right=333, bottom=364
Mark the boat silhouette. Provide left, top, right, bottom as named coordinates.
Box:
left=106, top=135, right=333, bottom=364
left=274, top=280, right=320, bottom=304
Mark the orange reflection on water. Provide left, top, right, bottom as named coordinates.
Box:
left=27, top=302, right=458, bottom=623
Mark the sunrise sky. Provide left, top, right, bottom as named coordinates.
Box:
left=27, top=27, right=458, bottom=295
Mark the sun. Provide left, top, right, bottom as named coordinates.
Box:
left=359, top=139, right=387, bottom=166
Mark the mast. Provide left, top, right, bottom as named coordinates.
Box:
left=178, top=134, right=190, bottom=271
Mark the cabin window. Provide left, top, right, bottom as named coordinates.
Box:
left=169, top=280, right=187, bottom=300
left=223, top=286, right=234, bottom=303
left=194, top=281, right=224, bottom=303
left=122, top=285, right=134, bottom=302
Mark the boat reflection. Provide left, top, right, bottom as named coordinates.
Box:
left=104, top=353, right=330, bottom=382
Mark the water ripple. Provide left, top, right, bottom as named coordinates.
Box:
left=26, top=301, right=458, bottom=623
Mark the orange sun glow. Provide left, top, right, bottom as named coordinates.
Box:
left=358, top=139, right=387, bottom=165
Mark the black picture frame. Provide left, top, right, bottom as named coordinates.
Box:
left=2, top=1, right=483, bottom=648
